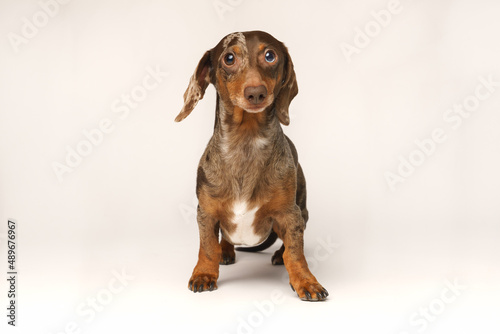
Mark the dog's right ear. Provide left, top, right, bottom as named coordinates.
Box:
left=175, top=50, right=212, bottom=122
left=275, top=45, right=298, bottom=126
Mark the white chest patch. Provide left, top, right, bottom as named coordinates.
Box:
left=226, top=201, right=261, bottom=246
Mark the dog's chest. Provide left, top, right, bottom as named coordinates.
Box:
left=221, top=135, right=269, bottom=166
left=223, top=201, right=262, bottom=246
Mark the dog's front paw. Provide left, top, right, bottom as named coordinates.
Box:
left=188, top=274, right=218, bottom=292
left=290, top=279, right=329, bottom=301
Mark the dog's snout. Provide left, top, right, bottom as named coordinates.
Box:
left=244, top=85, right=267, bottom=105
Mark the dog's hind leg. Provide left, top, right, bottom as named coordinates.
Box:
left=219, top=237, right=236, bottom=265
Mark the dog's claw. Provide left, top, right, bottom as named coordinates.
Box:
left=290, top=283, right=295, bottom=292
left=305, top=291, right=312, bottom=301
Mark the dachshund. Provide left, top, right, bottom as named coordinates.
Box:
left=175, top=31, right=328, bottom=301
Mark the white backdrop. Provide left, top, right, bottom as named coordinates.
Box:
left=1, top=0, right=499, bottom=333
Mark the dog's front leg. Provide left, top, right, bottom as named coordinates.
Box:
left=188, top=206, right=221, bottom=292
left=274, top=206, right=329, bottom=301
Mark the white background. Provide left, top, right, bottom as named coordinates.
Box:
left=1, top=0, right=499, bottom=333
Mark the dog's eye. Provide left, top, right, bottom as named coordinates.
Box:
left=264, top=50, right=277, bottom=63
left=224, top=53, right=235, bottom=66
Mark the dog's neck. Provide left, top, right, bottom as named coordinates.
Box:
left=214, top=97, right=281, bottom=145
left=211, top=98, right=281, bottom=195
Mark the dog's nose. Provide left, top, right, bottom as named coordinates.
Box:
left=244, top=85, right=267, bottom=105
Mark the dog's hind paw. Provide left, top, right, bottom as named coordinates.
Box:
left=220, top=252, right=235, bottom=265
left=271, top=251, right=284, bottom=265
left=220, top=239, right=235, bottom=265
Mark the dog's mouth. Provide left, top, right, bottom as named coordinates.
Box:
left=237, top=95, right=273, bottom=113
left=244, top=104, right=267, bottom=113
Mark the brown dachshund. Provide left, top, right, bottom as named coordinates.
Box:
left=175, top=31, right=328, bottom=301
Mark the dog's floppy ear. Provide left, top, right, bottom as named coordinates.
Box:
left=275, top=46, right=298, bottom=126
left=175, top=50, right=212, bottom=122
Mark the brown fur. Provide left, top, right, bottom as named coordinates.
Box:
left=176, top=31, right=327, bottom=301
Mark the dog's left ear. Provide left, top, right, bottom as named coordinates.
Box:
left=275, top=46, right=298, bottom=126
left=175, top=50, right=212, bottom=122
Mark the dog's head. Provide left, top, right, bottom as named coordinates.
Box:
left=174, top=31, right=298, bottom=125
